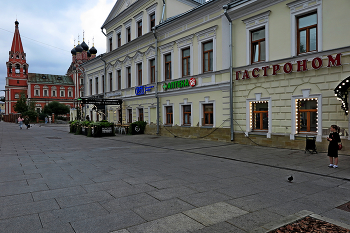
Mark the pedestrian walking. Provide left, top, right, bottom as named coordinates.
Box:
left=24, top=116, right=30, bottom=129
left=49, top=116, right=51, bottom=124
left=327, top=125, right=341, bottom=168
left=18, top=116, right=24, bottom=129
left=45, top=116, right=48, bottom=124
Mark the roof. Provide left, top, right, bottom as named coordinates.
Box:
left=27, top=73, right=74, bottom=85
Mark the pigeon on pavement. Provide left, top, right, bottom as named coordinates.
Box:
left=288, top=175, right=293, bottom=182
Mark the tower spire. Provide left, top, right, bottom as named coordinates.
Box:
left=11, top=20, right=24, bottom=54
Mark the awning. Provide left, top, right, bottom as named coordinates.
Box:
left=334, top=76, right=350, bottom=115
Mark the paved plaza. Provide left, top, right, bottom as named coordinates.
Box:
left=0, top=122, right=350, bottom=233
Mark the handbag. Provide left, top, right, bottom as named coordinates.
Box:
left=338, top=143, right=342, bottom=150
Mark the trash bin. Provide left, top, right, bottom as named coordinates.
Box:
left=305, top=136, right=317, bottom=154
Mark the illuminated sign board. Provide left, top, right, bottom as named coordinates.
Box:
left=135, top=85, right=154, bottom=96
left=163, top=78, right=196, bottom=90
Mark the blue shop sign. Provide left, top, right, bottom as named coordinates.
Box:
left=135, top=85, right=154, bottom=96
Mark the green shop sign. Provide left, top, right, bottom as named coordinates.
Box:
left=163, top=78, right=196, bottom=90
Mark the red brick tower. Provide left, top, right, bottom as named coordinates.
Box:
left=5, top=20, right=29, bottom=114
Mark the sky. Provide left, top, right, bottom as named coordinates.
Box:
left=0, top=0, right=116, bottom=95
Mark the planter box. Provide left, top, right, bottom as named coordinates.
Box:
left=92, top=126, right=115, bottom=137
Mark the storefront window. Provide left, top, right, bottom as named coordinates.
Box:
left=252, top=102, right=268, bottom=130
left=203, top=104, right=213, bottom=125
left=183, top=105, right=191, bottom=125
left=297, top=99, right=317, bottom=133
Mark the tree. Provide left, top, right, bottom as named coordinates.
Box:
left=13, top=92, right=28, bottom=114
left=43, top=101, right=70, bottom=115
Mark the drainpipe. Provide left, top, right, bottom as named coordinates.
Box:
left=152, top=27, right=160, bottom=135
left=223, top=5, right=234, bottom=141
left=160, top=0, right=166, bottom=23
left=100, top=55, right=107, bottom=121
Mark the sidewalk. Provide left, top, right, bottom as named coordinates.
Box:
left=0, top=121, right=349, bottom=233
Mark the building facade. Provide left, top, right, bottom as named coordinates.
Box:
left=4, top=21, right=98, bottom=116
left=81, top=0, right=350, bottom=152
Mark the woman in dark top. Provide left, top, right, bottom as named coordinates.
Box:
left=327, top=125, right=341, bottom=168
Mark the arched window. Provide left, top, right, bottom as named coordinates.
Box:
left=15, top=64, right=20, bottom=74
left=8, top=64, right=12, bottom=73
left=23, top=65, right=26, bottom=74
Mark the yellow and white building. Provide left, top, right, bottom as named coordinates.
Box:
left=81, top=0, right=350, bottom=152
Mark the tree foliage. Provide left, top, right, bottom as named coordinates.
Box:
left=13, top=92, right=28, bottom=114
left=43, top=101, right=70, bottom=115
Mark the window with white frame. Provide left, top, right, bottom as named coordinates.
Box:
left=246, top=94, right=272, bottom=138
left=51, top=87, right=57, bottom=97
left=199, top=98, right=215, bottom=127
left=159, top=42, right=174, bottom=82
left=138, top=108, right=144, bottom=121
left=109, top=73, right=113, bottom=92
left=150, top=59, right=155, bottom=83
left=291, top=92, right=322, bottom=142
left=124, top=19, right=132, bottom=43
left=146, top=3, right=157, bottom=32
left=43, top=87, right=48, bottom=97
left=126, top=67, right=131, bottom=88
left=60, top=87, right=65, bottom=97
left=243, top=11, right=270, bottom=65
left=15, top=93, right=19, bottom=99
left=134, top=12, right=143, bottom=38
left=115, top=26, right=122, bottom=48
left=176, top=35, right=193, bottom=78
left=145, top=46, right=156, bottom=84
left=127, top=108, right=132, bottom=123
left=89, top=79, right=92, bottom=95
left=180, top=99, right=192, bottom=126
left=196, top=26, right=217, bottom=73
left=287, top=0, right=322, bottom=57
left=165, top=106, right=173, bottom=125
left=108, top=35, right=113, bottom=52
left=34, top=85, right=40, bottom=97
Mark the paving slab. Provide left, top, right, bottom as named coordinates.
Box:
left=183, top=202, right=248, bottom=226
left=127, top=213, right=204, bottom=233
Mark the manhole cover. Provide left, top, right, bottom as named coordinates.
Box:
left=46, top=137, right=61, bottom=139
left=337, top=201, right=350, bottom=212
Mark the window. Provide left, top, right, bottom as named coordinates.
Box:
left=44, top=90, right=48, bottom=96
left=137, top=21, right=142, bottom=37
left=35, top=90, right=39, bottom=96
left=89, top=79, right=92, bottom=95
left=203, top=41, right=213, bottom=72
left=165, top=54, right=171, bottom=80
left=109, top=38, right=113, bottom=52
left=166, top=106, right=173, bottom=125
left=60, top=90, right=64, bottom=97
left=150, top=13, right=155, bottom=31
left=69, top=91, right=72, bottom=97
left=150, top=59, right=155, bottom=83
left=117, top=33, right=121, bottom=47
left=137, top=63, right=142, bottom=86
left=183, top=105, right=191, bottom=126
left=297, top=12, right=317, bottom=54
left=127, top=67, right=131, bottom=88
left=252, top=102, right=268, bottom=130
left=42, top=76, right=46, bottom=79
left=15, top=64, right=20, bottom=74
left=109, top=73, right=112, bottom=92
left=102, top=75, right=105, bottom=93
left=9, top=64, right=12, bottom=73
left=23, top=65, right=26, bottom=74
left=297, top=99, right=317, bottom=132
left=182, top=48, right=190, bottom=76
left=57, top=77, right=62, bottom=80
left=95, top=77, right=98, bottom=94
left=15, top=93, right=19, bottom=99
left=251, top=28, right=265, bottom=63
left=138, top=108, right=144, bottom=121
left=203, top=104, right=213, bottom=125
left=127, top=28, right=131, bottom=42
left=127, top=109, right=132, bottom=123
left=36, top=108, right=41, bottom=114
left=52, top=91, right=56, bottom=97
left=80, top=79, right=83, bottom=85
left=117, top=70, right=121, bottom=90
left=80, top=91, right=83, bottom=97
